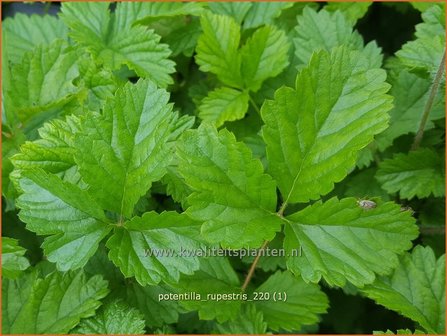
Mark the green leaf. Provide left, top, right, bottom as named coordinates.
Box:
left=325, top=2, right=372, bottom=24
left=171, top=257, right=241, bottom=323
left=2, top=237, right=30, bottom=279
left=163, top=19, right=202, bottom=57
left=240, top=25, right=290, bottom=92
left=254, top=271, right=328, bottom=331
left=7, top=39, right=81, bottom=125
left=176, top=124, right=283, bottom=248
left=293, top=8, right=363, bottom=64
left=106, top=211, right=204, bottom=286
left=11, top=115, right=80, bottom=174
left=60, top=2, right=175, bottom=87
left=129, top=2, right=205, bottom=25
left=376, top=67, right=445, bottom=151
left=376, top=149, right=445, bottom=199
left=125, top=283, right=181, bottom=328
left=162, top=166, right=192, bottom=208
left=198, top=87, right=249, bottom=127
left=261, top=47, right=392, bottom=204
left=214, top=304, right=267, bottom=334
left=16, top=169, right=111, bottom=271
left=208, top=2, right=253, bottom=24
left=2, top=270, right=109, bottom=334
left=284, top=197, right=419, bottom=287
left=242, top=2, right=294, bottom=30
left=195, top=11, right=242, bottom=88
left=362, top=246, right=445, bottom=334
left=75, top=80, right=177, bottom=218
left=3, top=13, right=68, bottom=64
left=75, top=300, right=145, bottom=334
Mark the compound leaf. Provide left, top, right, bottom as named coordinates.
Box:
left=2, top=270, right=109, bottom=334
left=177, top=124, right=283, bottom=248
left=376, top=149, right=445, bottom=199
left=75, top=80, right=177, bottom=218
left=284, top=197, right=419, bottom=287
left=240, top=25, right=290, bottom=92
left=2, top=237, right=30, bottom=279
left=16, top=169, right=111, bottom=271
left=198, top=87, right=249, bottom=127
left=254, top=271, right=328, bottom=331
left=261, top=47, right=392, bottom=204
left=106, top=211, right=204, bottom=286
left=75, top=300, right=145, bottom=334
left=362, top=246, right=445, bottom=334
left=195, top=11, right=242, bottom=88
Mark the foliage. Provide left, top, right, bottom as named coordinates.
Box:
left=2, top=1, right=445, bottom=334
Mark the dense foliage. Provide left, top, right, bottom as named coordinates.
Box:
left=2, top=1, right=446, bottom=334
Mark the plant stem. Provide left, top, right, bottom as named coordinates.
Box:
left=248, top=94, right=261, bottom=115
left=241, top=240, right=269, bottom=292
left=411, top=49, right=446, bottom=150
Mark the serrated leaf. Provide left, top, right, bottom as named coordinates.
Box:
left=261, top=47, right=392, bottom=204
left=171, top=257, right=241, bottom=323
left=376, top=67, right=445, bottom=151
left=75, top=80, right=176, bottom=218
left=107, top=211, right=203, bottom=286
left=294, top=8, right=364, bottom=64
left=242, top=2, right=294, bottom=30
left=195, top=11, right=242, bottom=88
left=284, top=197, right=419, bottom=287
left=61, top=2, right=175, bottom=87
left=362, top=246, right=445, bottom=334
left=198, top=87, right=249, bottom=127
left=240, top=25, right=290, bottom=92
left=125, top=283, right=181, bottom=328
left=2, top=270, right=109, bottom=334
left=16, top=169, right=111, bottom=270
left=214, top=304, right=267, bottom=334
left=163, top=19, right=202, bottom=57
left=3, top=13, right=67, bottom=64
left=176, top=124, right=283, bottom=248
left=7, top=39, right=81, bottom=125
left=254, top=271, right=328, bottom=331
left=2, top=237, right=30, bottom=279
left=162, top=166, right=192, bottom=208
left=75, top=300, right=145, bottom=334
left=376, top=149, right=445, bottom=199
left=129, top=2, right=204, bottom=25
left=325, top=2, right=372, bottom=24
left=208, top=2, right=253, bottom=24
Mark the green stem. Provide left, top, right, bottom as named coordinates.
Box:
left=411, top=49, right=446, bottom=150
left=248, top=94, right=261, bottom=115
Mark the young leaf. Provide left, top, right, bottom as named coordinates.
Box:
left=2, top=237, right=30, bottom=279
left=284, top=197, right=419, bottom=287
left=195, top=11, right=242, bottom=88
left=61, top=2, right=175, bottom=87
left=254, top=271, right=328, bottom=331
left=3, top=13, right=67, bottom=64
left=198, top=87, right=249, bottom=127
left=74, top=300, right=145, bottom=334
left=376, top=149, right=445, bottom=199
left=176, top=123, right=283, bottom=248
left=261, top=47, right=392, bottom=204
left=362, top=246, right=445, bottom=334
left=2, top=271, right=109, bottom=334
left=242, top=2, right=294, bottom=30
left=240, top=25, right=290, bottom=92
left=106, top=211, right=204, bottom=286
left=294, top=8, right=363, bottom=64
left=214, top=304, right=267, bottom=334
left=170, top=257, right=241, bottom=323
left=75, top=80, right=176, bottom=218
left=16, top=169, right=111, bottom=271
left=8, top=39, right=81, bottom=125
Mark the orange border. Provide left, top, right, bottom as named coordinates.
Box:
left=0, top=1, right=445, bottom=336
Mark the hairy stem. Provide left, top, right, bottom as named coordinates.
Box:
left=411, top=49, right=446, bottom=150
left=241, top=240, right=269, bottom=292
